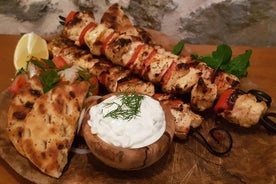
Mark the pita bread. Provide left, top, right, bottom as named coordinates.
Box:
left=7, top=77, right=89, bottom=178
left=7, top=76, right=43, bottom=156
left=20, top=81, right=89, bottom=178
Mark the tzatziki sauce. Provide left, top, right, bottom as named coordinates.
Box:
left=87, top=94, right=166, bottom=148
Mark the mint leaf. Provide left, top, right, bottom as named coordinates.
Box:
left=195, top=44, right=251, bottom=79
left=199, top=55, right=220, bottom=69
left=172, top=40, right=185, bottom=55
left=200, top=44, right=232, bottom=70
left=220, top=50, right=251, bottom=78
left=212, top=44, right=232, bottom=67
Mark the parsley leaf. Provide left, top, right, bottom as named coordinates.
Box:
left=43, top=59, right=56, bottom=68
left=78, top=68, right=91, bottom=81
left=29, top=59, right=46, bottom=69
left=15, top=67, right=27, bottom=76
left=39, top=70, right=60, bottom=93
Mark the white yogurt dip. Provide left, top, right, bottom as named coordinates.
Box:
left=87, top=94, right=166, bottom=148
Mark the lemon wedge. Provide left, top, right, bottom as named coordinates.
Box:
left=13, top=32, right=49, bottom=70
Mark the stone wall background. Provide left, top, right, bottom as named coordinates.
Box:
left=0, top=0, right=275, bottom=47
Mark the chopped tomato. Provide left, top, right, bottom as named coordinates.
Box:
left=214, top=89, right=235, bottom=113
left=161, top=61, right=177, bottom=85
left=89, top=75, right=99, bottom=95
left=9, top=74, right=28, bottom=94
left=79, top=22, right=97, bottom=46
left=126, top=44, right=144, bottom=68
left=52, top=56, right=68, bottom=69
left=65, top=11, right=77, bottom=24
left=101, top=32, right=116, bottom=55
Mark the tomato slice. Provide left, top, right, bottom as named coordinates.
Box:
left=161, top=61, right=177, bottom=85
left=165, top=99, right=184, bottom=107
left=126, top=44, right=144, bottom=68
left=214, top=89, right=235, bottom=113
left=52, top=56, right=68, bottom=69
left=65, top=11, right=77, bottom=24
left=9, top=74, right=28, bottom=94
left=142, top=49, right=157, bottom=71
left=89, top=75, right=99, bottom=95
left=101, top=32, right=116, bottom=55
left=79, top=22, right=97, bottom=46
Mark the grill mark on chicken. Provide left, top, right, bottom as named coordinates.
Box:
left=177, top=62, right=196, bottom=70
left=229, top=77, right=240, bottom=87
left=69, top=91, right=76, bottom=98
left=136, top=27, right=152, bottom=44
left=197, top=78, right=208, bottom=93
left=117, top=75, right=134, bottom=84
left=67, top=15, right=82, bottom=26
left=112, top=37, right=132, bottom=50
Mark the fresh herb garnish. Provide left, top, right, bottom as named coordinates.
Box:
left=78, top=68, right=91, bottom=81
left=29, top=58, right=46, bottom=69
left=104, top=93, right=144, bottom=120
left=192, top=44, right=251, bottom=78
left=219, top=49, right=251, bottom=78
left=15, top=67, right=27, bottom=76
left=172, top=40, right=185, bottom=55
left=43, top=59, right=56, bottom=68
left=39, top=70, right=60, bottom=93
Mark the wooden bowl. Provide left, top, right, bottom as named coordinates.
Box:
left=81, top=94, right=175, bottom=170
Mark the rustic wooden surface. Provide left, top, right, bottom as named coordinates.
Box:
left=0, top=34, right=276, bottom=184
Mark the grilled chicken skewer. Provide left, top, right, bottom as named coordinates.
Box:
left=48, top=36, right=154, bottom=96
left=60, top=5, right=233, bottom=112
left=59, top=4, right=268, bottom=128
left=48, top=37, right=155, bottom=96
left=48, top=36, right=203, bottom=139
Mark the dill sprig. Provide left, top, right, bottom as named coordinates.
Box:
left=104, top=93, right=144, bottom=120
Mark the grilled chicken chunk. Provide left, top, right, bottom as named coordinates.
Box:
left=219, top=93, right=268, bottom=127
left=100, top=3, right=152, bottom=44
left=62, top=11, right=96, bottom=46
left=153, top=94, right=203, bottom=139
left=191, top=78, right=217, bottom=111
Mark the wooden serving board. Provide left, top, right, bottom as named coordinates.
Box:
left=0, top=33, right=276, bottom=184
